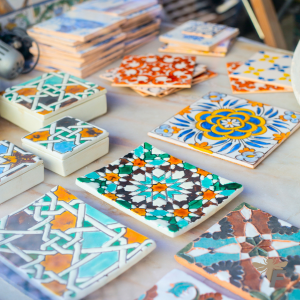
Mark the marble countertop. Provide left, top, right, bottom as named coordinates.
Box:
left=0, top=36, right=299, bottom=300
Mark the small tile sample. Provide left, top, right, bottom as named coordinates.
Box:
left=22, top=116, right=108, bottom=159
left=0, top=186, right=156, bottom=300
left=0, top=71, right=105, bottom=118
left=136, top=269, right=234, bottom=300
left=148, top=92, right=300, bottom=168
left=182, top=21, right=227, bottom=38
left=76, top=142, right=243, bottom=238
left=112, top=54, right=196, bottom=88
left=0, top=140, right=42, bottom=184
left=229, top=51, right=293, bottom=88
left=175, top=202, right=300, bottom=300
left=227, top=62, right=293, bottom=94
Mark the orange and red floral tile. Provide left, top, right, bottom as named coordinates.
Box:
left=112, top=54, right=196, bottom=88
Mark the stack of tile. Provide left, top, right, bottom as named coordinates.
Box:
left=99, top=54, right=217, bottom=97
left=159, top=20, right=239, bottom=57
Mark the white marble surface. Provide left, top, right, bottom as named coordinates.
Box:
left=0, top=36, right=299, bottom=300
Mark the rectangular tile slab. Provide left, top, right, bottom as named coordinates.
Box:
left=182, top=21, right=227, bottom=38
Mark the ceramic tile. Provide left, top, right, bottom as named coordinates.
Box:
left=182, top=21, right=227, bottom=38
left=22, top=116, right=108, bottom=160
left=148, top=92, right=300, bottom=168
left=229, top=51, right=293, bottom=88
left=227, top=62, right=293, bottom=94
left=125, top=4, right=161, bottom=24
left=0, top=71, right=105, bottom=119
left=136, top=269, right=234, bottom=300
left=159, top=21, right=239, bottom=51
left=0, top=186, right=156, bottom=300
left=76, top=142, right=243, bottom=238
left=113, top=54, right=196, bottom=88
left=0, top=140, right=42, bottom=185
left=175, top=202, right=300, bottom=300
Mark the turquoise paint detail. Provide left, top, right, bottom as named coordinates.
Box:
left=288, top=288, right=300, bottom=299
left=53, top=141, right=77, bottom=153
left=44, top=76, right=63, bottom=86
left=140, top=176, right=152, bottom=185
left=0, top=145, right=8, bottom=154
left=277, top=245, right=300, bottom=258
left=151, top=210, right=168, bottom=216
left=167, top=190, right=182, bottom=197
left=152, top=175, right=164, bottom=182
left=153, top=193, right=166, bottom=200
left=82, top=231, right=111, bottom=249
left=86, top=205, right=116, bottom=225
left=177, top=219, right=189, bottom=228
left=272, top=231, right=300, bottom=242
left=20, top=76, right=42, bottom=86
left=149, top=160, right=165, bottom=166
left=195, top=252, right=240, bottom=266
left=220, top=190, right=235, bottom=196
left=168, top=183, right=183, bottom=191
left=194, top=237, right=238, bottom=249
left=107, top=183, right=117, bottom=193
left=169, top=282, right=195, bottom=297
left=137, top=191, right=152, bottom=198
left=202, top=177, right=212, bottom=188
left=134, top=145, right=144, bottom=157
left=85, top=172, right=100, bottom=179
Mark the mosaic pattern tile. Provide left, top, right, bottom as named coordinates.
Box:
left=112, top=54, right=196, bottom=88
left=0, top=140, right=41, bottom=185
left=1, top=71, right=105, bottom=118
left=22, top=117, right=108, bottom=159
left=149, top=92, right=300, bottom=168
left=182, top=21, right=227, bottom=38
left=230, top=51, right=293, bottom=88
left=0, top=186, right=156, bottom=300
left=136, top=269, right=234, bottom=300
left=76, top=142, right=243, bottom=238
left=227, top=62, right=293, bottom=94
left=175, top=202, right=300, bottom=300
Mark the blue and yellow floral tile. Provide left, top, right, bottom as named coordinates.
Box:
left=148, top=92, right=300, bottom=168
left=76, top=142, right=243, bottom=238
left=0, top=186, right=156, bottom=300
left=136, top=269, right=234, bottom=300
left=175, top=202, right=300, bottom=300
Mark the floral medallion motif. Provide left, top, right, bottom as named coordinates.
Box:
left=149, top=92, right=300, bottom=168
left=76, top=143, right=243, bottom=237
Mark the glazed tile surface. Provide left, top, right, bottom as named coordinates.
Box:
left=227, top=62, right=292, bottom=94
left=149, top=92, right=300, bottom=168
left=182, top=21, right=227, bottom=38
left=0, top=186, right=156, bottom=300
left=0, top=140, right=41, bottom=185
left=22, top=116, right=108, bottom=159
left=113, top=54, right=196, bottom=87
left=175, top=202, right=300, bottom=300
left=230, top=51, right=293, bottom=88
left=1, top=71, right=105, bottom=118
left=76, top=142, right=243, bottom=237
left=136, top=269, right=234, bottom=300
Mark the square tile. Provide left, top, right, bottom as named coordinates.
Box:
left=112, top=54, right=196, bottom=88
left=0, top=186, right=156, bottom=300
left=136, top=269, right=234, bottom=300
left=148, top=92, right=300, bottom=168
left=76, top=142, right=243, bottom=238
left=175, top=202, right=300, bottom=300
left=229, top=51, right=293, bottom=88
left=227, top=62, right=293, bottom=94
left=182, top=21, right=227, bottom=38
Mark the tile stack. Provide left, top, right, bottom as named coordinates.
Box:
left=159, top=20, right=239, bottom=57
left=28, top=0, right=162, bottom=78
left=99, top=54, right=217, bottom=97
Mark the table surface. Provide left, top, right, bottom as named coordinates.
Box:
left=0, top=35, right=299, bottom=300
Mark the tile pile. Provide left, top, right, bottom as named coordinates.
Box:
left=28, top=0, right=162, bottom=78
left=159, top=20, right=239, bottom=57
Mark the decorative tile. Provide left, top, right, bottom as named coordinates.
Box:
left=136, top=269, right=234, bottom=300
left=229, top=51, right=293, bottom=88
left=22, top=116, right=108, bottom=160
left=76, top=142, right=243, bottom=238
left=182, top=21, right=227, bottom=38
left=0, top=186, right=156, bottom=300
left=1, top=71, right=105, bottom=118
left=0, top=140, right=41, bottom=185
left=112, top=54, right=196, bottom=88
left=227, top=62, right=293, bottom=94
left=148, top=92, right=300, bottom=168
left=159, top=20, right=239, bottom=51
left=175, top=202, right=300, bottom=300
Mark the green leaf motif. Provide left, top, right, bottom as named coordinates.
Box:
left=188, top=200, right=203, bottom=209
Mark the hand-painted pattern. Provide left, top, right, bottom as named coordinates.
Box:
left=0, top=140, right=41, bottom=184
left=1, top=71, right=105, bottom=117
left=76, top=142, right=243, bottom=237
left=0, top=186, right=156, bottom=300
left=136, top=269, right=234, bottom=300
left=23, top=117, right=107, bottom=159
left=230, top=51, right=293, bottom=88
left=149, top=92, right=300, bottom=168
left=227, top=62, right=292, bottom=94
left=113, top=54, right=196, bottom=87
left=182, top=21, right=226, bottom=38
left=175, top=202, right=300, bottom=300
